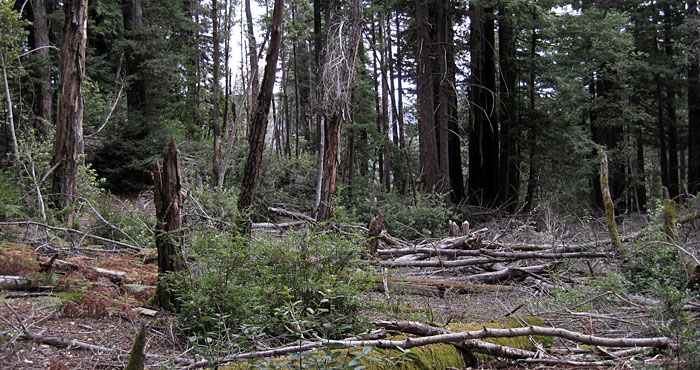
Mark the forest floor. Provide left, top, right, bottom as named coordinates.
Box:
left=1, top=199, right=699, bottom=369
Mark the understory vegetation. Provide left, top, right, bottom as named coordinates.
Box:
left=1, top=136, right=699, bottom=368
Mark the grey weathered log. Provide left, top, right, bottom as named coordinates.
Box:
left=378, top=248, right=609, bottom=260
left=0, top=276, right=31, bottom=290
left=451, top=263, right=557, bottom=284
left=267, top=207, right=315, bottom=222
left=0, top=221, right=142, bottom=250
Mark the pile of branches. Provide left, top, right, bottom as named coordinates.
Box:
left=367, top=216, right=613, bottom=287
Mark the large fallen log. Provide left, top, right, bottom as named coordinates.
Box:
left=0, top=275, right=31, bottom=290
left=371, top=276, right=513, bottom=296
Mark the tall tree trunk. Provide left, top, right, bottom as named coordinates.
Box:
left=689, top=0, right=700, bottom=194
left=152, top=137, right=184, bottom=311
left=438, top=0, right=464, bottom=203
left=523, top=25, right=538, bottom=213
left=468, top=3, right=499, bottom=205
left=244, top=0, right=260, bottom=112
left=211, top=0, right=222, bottom=188
left=31, top=0, right=52, bottom=127
left=415, top=0, right=439, bottom=192
left=123, top=0, right=146, bottom=127
left=498, top=3, right=518, bottom=210
left=51, top=0, right=87, bottom=226
left=656, top=76, right=670, bottom=194
left=236, top=0, right=284, bottom=235
left=379, top=11, right=391, bottom=192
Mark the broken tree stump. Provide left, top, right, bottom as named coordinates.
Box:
left=151, top=137, right=185, bottom=311
left=367, top=215, right=384, bottom=255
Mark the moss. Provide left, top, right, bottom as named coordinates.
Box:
left=217, top=317, right=546, bottom=369
left=663, top=199, right=677, bottom=241
left=124, top=324, right=146, bottom=370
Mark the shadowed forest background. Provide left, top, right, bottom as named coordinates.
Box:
left=1, top=0, right=700, bottom=368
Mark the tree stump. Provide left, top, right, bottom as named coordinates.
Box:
left=151, top=137, right=184, bottom=311
left=367, top=215, right=384, bottom=255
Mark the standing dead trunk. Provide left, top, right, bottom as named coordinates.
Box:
left=236, top=0, right=284, bottom=236
left=51, top=0, right=87, bottom=227
left=152, top=137, right=184, bottom=311
left=600, top=150, right=622, bottom=253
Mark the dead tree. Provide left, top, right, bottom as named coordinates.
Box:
left=152, top=137, right=185, bottom=311
left=51, top=0, right=88, bottom=226
left=315, top=0, right=364, bottom=222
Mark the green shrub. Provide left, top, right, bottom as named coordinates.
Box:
left=343, top=191, right=456, bottom=240
left=175, top=224, right=370, bottom=353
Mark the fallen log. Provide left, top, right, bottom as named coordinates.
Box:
left=378, top=248, right=609, bottom=260
left=372, top=276, right=513, bottom=296
left=451, top=263, right=558, bottom=284
left=267, top=207, right=315, bottom=222
left=184, top=323, right=669, bottom=369
left=377, top=256, right=501, bottom=268
left=0, top=275, right=31, bottom=290
left=252, top=220, right=306, bottom=229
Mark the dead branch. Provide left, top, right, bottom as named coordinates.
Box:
left=0, top=221, right=142, bottom=250
left=677, top=207, right=700, bottom=225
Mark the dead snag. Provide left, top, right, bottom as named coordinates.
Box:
left=367, top=215, right=384, bottom=255
left=599, top=150, right=622, bottom=252
left=663, top=198, right=677, bottom=241
left=152, top=137, right=185, bottom=311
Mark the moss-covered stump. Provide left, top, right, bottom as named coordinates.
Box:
left=217, top=316, right=547, bottom=369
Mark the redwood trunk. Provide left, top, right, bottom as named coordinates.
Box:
left=51, top=0, right=88, bottom=226
left=415, top=0, right=439, bottom=191
left=31, top=0, right=53, bottom=127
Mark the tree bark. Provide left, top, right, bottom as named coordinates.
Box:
left=152, top=137, right=184, bottom=310
left=686, top=1, right=700, bottom=196
left=415, top=0, right=439, bottom=192
left=468, top=3, right=499, bottom=206
left=211, top=0, right=222, bottom=188
left=30, top=0, right=53, bottom=127
left=51, top=0, right=87, bottom=226
left=244, top=0, right=260, bottom=111
left=498, top=4, right=518, bottom=210
left=236, top=0, right=284, bottom=235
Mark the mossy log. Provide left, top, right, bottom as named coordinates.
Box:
left=677, top=207, right=700, bottom=224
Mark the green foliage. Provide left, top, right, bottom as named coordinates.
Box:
left=623, top=230, right=687, bottom=292
left=343, top=191, right=455, bottom=240
left=0, top=0, right=29, bottom=58
left=175, top=225, right=370, bottom=355
left=0, top=169, right=23, bottom=219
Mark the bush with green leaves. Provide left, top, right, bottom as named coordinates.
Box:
left=343, top=191, right=456, bottom=240
left=175, top=224, right=370, bottom=354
